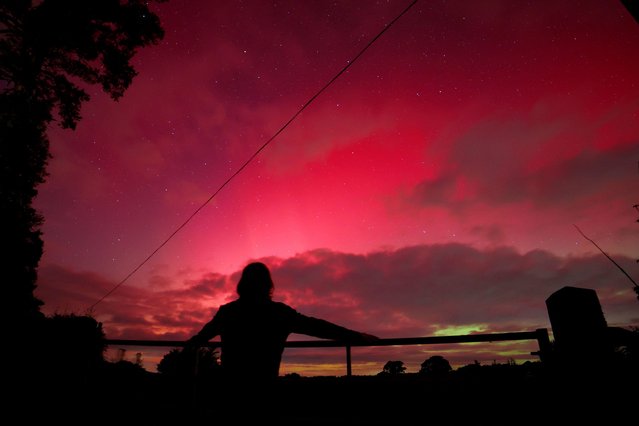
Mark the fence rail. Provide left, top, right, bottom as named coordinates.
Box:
left=106, top=328, right=550, bottom=376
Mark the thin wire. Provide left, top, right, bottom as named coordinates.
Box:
left=574, top=224, right=638, bottom=289
left=88, top=0, right=419, bottom=311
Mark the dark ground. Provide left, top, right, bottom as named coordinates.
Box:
left=16, top=359, right=634, bottom=425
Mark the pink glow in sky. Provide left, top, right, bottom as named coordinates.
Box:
left=35, top=0, right=639, bottom=374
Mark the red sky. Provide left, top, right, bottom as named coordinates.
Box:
left=35, top=0, right=639, bottom=375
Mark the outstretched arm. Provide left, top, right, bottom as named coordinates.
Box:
left=186, top=310, right=222, bottom=348
left=291, top=313, right=379, bottom=344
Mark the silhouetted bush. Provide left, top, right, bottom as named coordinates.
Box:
left=17, top=314, right=108, bottom=423
left=380, top=360, right=406, bottom=375
left=157, top=347, right=220, bottom=378
left=43, top=314, right=106, bottom=370
left=419, top=355, right=452, bottom=378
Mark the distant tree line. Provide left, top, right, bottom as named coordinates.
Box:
left=378, top=356, right=452, bottom=377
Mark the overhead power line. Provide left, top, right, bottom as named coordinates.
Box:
left=88, top=0, right=419, bottom=311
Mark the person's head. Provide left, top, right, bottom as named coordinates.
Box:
left=236, top=262, right=274, bottom=301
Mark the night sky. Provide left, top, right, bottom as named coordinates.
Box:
left=35, top=0, right=639, bottom=374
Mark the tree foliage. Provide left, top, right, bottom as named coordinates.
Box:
left=419, top=355, right=452, bottom=377
left=24, top=313, right=108, bottom=383
left=158, top=347, right=221, bottom=378
left=1, top=0, right=165, bottom=128
left=382, top=360, right=406, bottom=375
left=0, top=0, right=164, bottom=322
left=43, top=313, right=107, bottom=372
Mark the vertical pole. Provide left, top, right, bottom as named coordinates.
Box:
left=193, top=347, right=200, bottom=409
left=535, top=328, right=551, bottom=363
left=346, top=345, right=352, bottom=377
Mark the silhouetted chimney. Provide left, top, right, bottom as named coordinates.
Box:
left=546, top=286, right=611, bottom=365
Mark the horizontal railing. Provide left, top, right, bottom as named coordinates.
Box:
left=106, top=328, right=551, bottom=376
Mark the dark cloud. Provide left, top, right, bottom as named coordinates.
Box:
left=40, top=244, right=636, bottom=340
left=410, top=105, right=639, bottom=209
left=38, top=243, right=637, bottom=371
left=469, top=224, right=506, bottom=244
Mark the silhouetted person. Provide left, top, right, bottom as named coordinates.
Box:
left=186, top=261, right=378, bottom=420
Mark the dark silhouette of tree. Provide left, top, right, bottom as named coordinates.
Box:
left=12, top=313, right=109, bottom=423
left=419, top=355, right=452, bottom=377
left=1, top=0, right=164, bottom=324
left=36, top=314, right=107, bottom=400
left=158, top=347, right=221, bottom=378
left=382, top=360, right=406, bottom=375
left=157, top=346, right=222, bottom=411
left=43, top=313, right=106, bottom=364
left=621, top=0, right=639, bottom=24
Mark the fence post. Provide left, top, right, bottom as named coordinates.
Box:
left=346, top=345, right=352, bottom=377
left=545, top=286, right=612, bottom=367
left=192, top=348, right=200, bottom=409
left=533, top=328, right=551, bottom=362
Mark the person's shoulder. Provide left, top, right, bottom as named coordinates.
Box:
left=271, top=300, right=298, bottom=313
left=217, top=300, right=239, bottom=313
left=216, top=300, right=229, bottom=308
